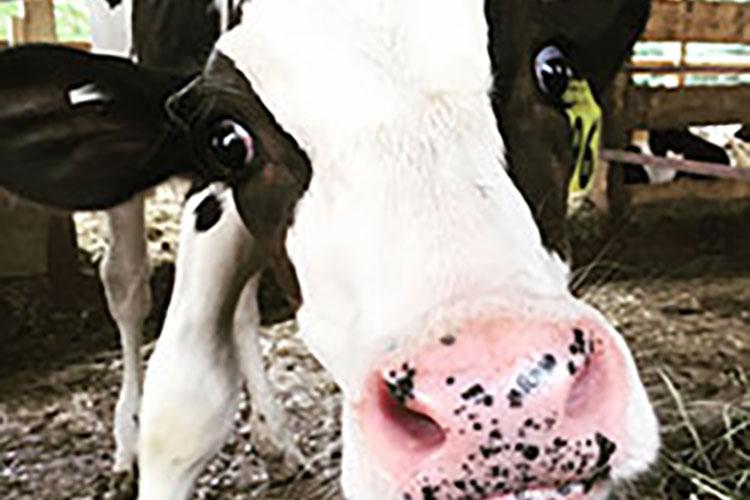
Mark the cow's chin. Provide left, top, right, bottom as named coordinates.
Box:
left=485, top=485, right=612, bottom=500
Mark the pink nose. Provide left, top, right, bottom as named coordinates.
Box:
left=357, top=315, right=632, bottom=499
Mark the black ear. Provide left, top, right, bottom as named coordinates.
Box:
left=539, top=0, right=651, bottom=91
left=0, top=44, right=195, bottom=210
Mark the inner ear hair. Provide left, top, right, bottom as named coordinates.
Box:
left=165, top=76, right=209, bottom=131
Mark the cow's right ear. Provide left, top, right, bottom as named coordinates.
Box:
left=0, top=44, right=195, bottom=210
left=540, top=0, right=651, bottom=91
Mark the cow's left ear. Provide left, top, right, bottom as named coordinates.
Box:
left=0, top=44, right=195, bottom=210
left=539, top=0, right=651, bottom=91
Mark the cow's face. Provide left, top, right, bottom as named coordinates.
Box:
left=211, top=1, right=658, bottom=499
left=0, top=1, right=657, bottom=498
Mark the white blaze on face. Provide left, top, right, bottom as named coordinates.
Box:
left=218, top=1, right=658, bottom=498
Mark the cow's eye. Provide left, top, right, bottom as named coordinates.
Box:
left=209, top=119, right=254, bottom=171
left=534, top=46, right=574, bottom=101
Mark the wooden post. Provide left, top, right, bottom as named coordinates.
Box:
left=23, top=0, right=57, bottom=42
left=643, top=0, right=750, bottom=44
left=600, top=70, right=633, bottom=222
left=677, top=42, right=687, bottom=88
left=8, top=16, right=26, bottom=45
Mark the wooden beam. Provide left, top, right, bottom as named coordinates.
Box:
left=8, top=16, right=26, bottom=45
left=0, top=40, right=91, bottom=51
left=630, top=65, right=750, bottom=76
left=626, top=178, right=750, bottom=206
left=625, top=85, right=750, bottom=129
left=23, top=0, right=56, bottom=43
left=643, top=0, right=750, bottom=44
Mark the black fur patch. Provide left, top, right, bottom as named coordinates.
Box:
left=194, top=193, right=223, bottom=232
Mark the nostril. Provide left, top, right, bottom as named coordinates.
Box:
left=565, top=337, right=608, bottom=419
left=377, top=379, right=446, bottom=452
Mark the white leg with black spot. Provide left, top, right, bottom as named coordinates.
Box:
left=137, top=186, right=257, bottom=500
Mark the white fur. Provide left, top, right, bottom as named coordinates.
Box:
left=219, top=0, right=570, bottom=388
left=100, top=195, right=150, bottom=475
left=631, top=130, right=677, bottom=184
left=88, top=0, right=132, bottom=58
left=137, top=186, right=296, bottom=500
left=232, top=271, right=301, bottom=460
left=215, top=0, right=231, bottom=32
left=85, top=4, right=297, bottom=496
left=217, top=1, right=659, bottom=498
left=88, top=5, right=145, bottom=482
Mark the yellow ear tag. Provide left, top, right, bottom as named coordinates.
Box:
left=562, top=79, right=602, bottom=194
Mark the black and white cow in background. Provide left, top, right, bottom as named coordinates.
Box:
left=87, top=1, right=295, bottom=496
left=625, top=128, right=731, bottom=184
left=41, top=1, right=271, bottom=495
left=0, top=1, right=658, bottom=499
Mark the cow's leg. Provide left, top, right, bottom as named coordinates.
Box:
left=100, top=195, right=151, bottom=486
left=232, top=278, right=302, bottom=463
left=137, top=186, right=258, bottom=500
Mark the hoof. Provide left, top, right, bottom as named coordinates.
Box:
left=105, top=469, right=138, bottom=500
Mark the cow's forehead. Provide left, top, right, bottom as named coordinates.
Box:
left=215, top=0, right=494, bottom=163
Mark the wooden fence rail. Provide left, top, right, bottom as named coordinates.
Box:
left=626, top=85, right=750, bottom=129
left=644, top=0, right=750, bottom=44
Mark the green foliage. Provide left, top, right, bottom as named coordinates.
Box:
left=0, top=0, right=91, bottom=42
left=56, top=0, right=91, bottom=41
left=0, top=2, right=21, bottom=41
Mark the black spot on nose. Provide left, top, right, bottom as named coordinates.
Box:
left=521, top=444, right=540, bottom=461
left=194, top=194, right=223, bottom=232
left=440, top=334, right=457, bottom=346
left=594, top=432, right=617, bottom=468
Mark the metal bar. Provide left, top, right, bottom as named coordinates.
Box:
left=601, top=149, right=750, bottom=181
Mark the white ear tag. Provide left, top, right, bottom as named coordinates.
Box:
left=68, top=83, right=111, bottom=107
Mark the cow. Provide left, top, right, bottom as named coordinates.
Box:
left=490, top=0, right=651, bottom=257
left=625, top=128, right=731, bottom=184
left=0, top=1, right=658, bottom=499
left=3, top=2, right=292, bottom=496
left=49, top=1, right=259, bottom=495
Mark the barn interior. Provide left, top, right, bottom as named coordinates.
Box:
left=0, top=1, right=749, bottom=499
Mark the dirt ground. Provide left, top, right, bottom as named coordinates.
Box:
left=1, top=184, right=749, bottom=500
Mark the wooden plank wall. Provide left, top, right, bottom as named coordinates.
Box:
left=643, top=0, right=750, bottom=44
left=628, top=0, right=750, bottom=129
left=601, top=0, right=750, bottom=211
